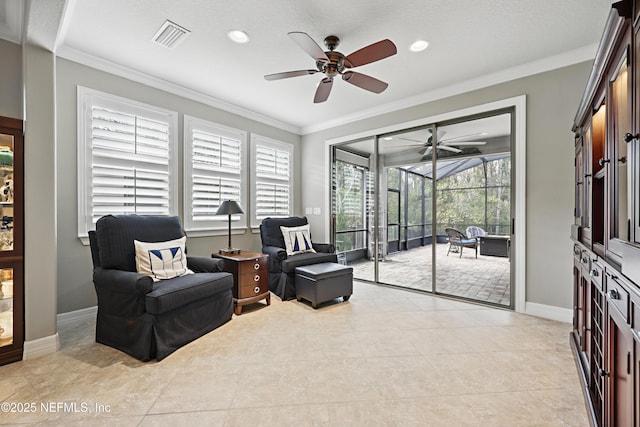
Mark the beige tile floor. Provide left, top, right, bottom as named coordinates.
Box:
left=351, top=243, right=511, bottom=306
left=0, top=282, right=587, bottom=426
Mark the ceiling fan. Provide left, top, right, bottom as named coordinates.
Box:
left=264, top=32, right=397, bottom=103
left=398, top=130, right=487, bottom=156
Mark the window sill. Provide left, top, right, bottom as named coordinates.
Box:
left=184, top=227, right=247, bottom=238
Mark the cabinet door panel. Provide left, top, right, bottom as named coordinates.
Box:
left=607, top=309, right=634, bottom=426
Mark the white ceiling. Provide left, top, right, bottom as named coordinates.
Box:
left=13, top=1, right=614, bottom=134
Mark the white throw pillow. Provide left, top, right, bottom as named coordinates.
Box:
left=280, top=224, right=316, bottom=256
left=134, top=236, right=193, bottom=282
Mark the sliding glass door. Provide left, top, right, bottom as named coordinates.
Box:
left=330, top=110, right=514, bottom=308
left=433, top=113, right=513, bottom=306
left=331, top=139, right=376, bottom=282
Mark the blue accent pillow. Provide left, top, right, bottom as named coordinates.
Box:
left=134, top=236, right=193, bottom=281
left=280, top=224, right=316, bottom=256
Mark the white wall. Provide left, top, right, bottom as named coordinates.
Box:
left=301, top=61, right=591, bottom=310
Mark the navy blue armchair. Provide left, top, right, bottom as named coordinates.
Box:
left=89, top=215, right=233, bottom=361
left=260, top=217, right=337, bottom=300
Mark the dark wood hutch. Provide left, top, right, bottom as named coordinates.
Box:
left=571, top=1, right=640, bottom=425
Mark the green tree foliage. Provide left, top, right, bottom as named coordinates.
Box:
left=435, top=157, right=510, bottom=235
left=333, top=160, right=366, bottom=251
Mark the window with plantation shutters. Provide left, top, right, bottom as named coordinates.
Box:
left=77, top=87, right=178, bottom=241
left=183, top=116, right=246, bottom=234
left=251, top=135, right=293, bottom=227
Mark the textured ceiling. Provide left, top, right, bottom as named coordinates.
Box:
left=50, top=1, right=613, bottom=132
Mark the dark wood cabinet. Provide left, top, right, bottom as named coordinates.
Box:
left=571, top=1, right=640, bottom=425
left=0, top=116, right=23, bottom=366
left=605, top=276, right=634, bottom=427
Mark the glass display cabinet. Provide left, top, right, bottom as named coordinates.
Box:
left=0, top=116, right=23, bottom=366
left=570, top=1, right=640, bottom=425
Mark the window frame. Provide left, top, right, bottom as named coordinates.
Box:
left=77, top=86, right=179, bottom=244
left=250, top=134, right=294, bottom=230
left=183, top=115, right=247, bottom=236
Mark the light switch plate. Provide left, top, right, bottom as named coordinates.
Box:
left=305, top=207, right=312, bottom=215
left=313, top=207, right=321, bottom=215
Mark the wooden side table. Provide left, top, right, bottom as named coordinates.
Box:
left=212, top=251, right=270, bottom=315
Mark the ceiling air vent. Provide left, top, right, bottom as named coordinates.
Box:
left=152, top=20, right=190, bottom=49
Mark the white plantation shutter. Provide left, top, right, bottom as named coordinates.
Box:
left=256, top=145, right=290, bottom=180
left=77, top=87, right=178, bottom=240
left=184, top=116, right=246, bottom=233
left=255, top=182, right=290, bottom=219
left=251, top=136, right=293, bottom=226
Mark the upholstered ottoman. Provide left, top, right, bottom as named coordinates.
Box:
left=295, top=262, right=353, bottom=309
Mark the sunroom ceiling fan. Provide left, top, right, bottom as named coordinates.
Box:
left=264, top=32, right=397, bottom=103
left=398, top=130, right=487, bottom=156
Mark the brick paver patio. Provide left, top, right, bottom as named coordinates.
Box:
left=349, top=242, right=511, bottom=306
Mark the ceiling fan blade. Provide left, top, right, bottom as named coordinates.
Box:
left=264, top=70, right=318, bottom=81
left=314, top=77, right=333, bottom=103
left=344, top=39, right=397, bottom=68
left=342, top=71, right=388, bottom=93
left=288, top=32, right=329, bottom=63
left=440, top=132, right=486, bottom=144
left=441, top=141, right=486, bottom=146
left=439, top=145, right=463, bottom=153
left=398, top=137, right=425, bottom=144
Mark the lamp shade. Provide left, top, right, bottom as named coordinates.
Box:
left=215, top=200, right=244, bottom=216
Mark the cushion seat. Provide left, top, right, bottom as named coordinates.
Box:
left=145, top=273, right=233, bottom=315
left=280, top=252, right=338, bottom=274
left=459, top=238, right=477, bottom=245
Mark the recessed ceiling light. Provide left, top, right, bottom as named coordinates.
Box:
left=409, top=40, right=429, bottom=52
left=227, top=29, right=249, bottom=44
left=383, top=137, right=393, bottom=141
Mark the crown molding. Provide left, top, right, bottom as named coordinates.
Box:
left=300, top=43, right=598, bottom=135
left=56, top=42, right=597, bottom=137
left=55, top=45, right=302, bottom=135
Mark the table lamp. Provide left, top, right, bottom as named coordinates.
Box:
left=215, top=200, right=244, bottom=254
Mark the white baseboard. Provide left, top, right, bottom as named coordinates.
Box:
left=23, top=333, right=60, bottom=360
left=57, top=305, right=97, bottom=327
left=525, top=302, right=573, bottom=323
left=22, top=306, right=97, bottom=360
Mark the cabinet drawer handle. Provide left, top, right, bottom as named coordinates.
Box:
left=254, top=263, right=260, bottom=270
left=591, top=269, right=599, bottom=277
left=254, top=286, right=260, bottom=294
left=581, top=257, right=588, bottom=264
left=608, top=289, right=620, bottom=300
left=254, top=274, right=260, bottom=282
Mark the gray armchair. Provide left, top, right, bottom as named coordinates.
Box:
left=89, top=214, right=233, bottom=361
left=260, top=217, right=337, bottom=300
left=445, top=227, right=478, bottom=258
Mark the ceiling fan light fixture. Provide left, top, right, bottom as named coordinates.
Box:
left=227, top=29, right=250, bottom=44
left=409, top=40, right=429, bottom=52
